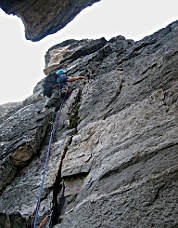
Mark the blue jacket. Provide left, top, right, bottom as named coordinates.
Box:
left=56, top=74, right=68, bottom=88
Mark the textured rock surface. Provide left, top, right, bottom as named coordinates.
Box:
left=0, top=20, right=178, bottom=227
left=0, top=102, right=22, bottom=123
left=0, top=0, right=101, bottom=41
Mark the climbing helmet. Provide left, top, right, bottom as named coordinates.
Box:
left=56, top=69, right=67, bottom=76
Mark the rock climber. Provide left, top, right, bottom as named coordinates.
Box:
left=43, top=69, right=86, bottom=112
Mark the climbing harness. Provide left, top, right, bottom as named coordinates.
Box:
left=32, top=95, right=67, bottom=228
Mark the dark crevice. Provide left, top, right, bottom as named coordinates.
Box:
left=63, top=171, right=89, bottom=180
left=68, top=88, right=83, bottom=131
left=50, top=137, right=73, bottom=227
left=49, top=87, right=88, bottom=226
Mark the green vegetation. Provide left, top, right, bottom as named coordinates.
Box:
left=69, top=103, right=81, bottom=129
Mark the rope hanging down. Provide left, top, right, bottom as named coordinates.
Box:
left=32, top=95, right=67, bottom=228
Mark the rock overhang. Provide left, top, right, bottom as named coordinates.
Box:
left=0, top=0, right=101, bottom=41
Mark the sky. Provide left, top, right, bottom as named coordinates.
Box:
left=0, top=0, right=177, bottom=104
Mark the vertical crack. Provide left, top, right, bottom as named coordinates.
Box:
left=50, top=87, right=84, bottom=226
left=68, top=87, right=83, bottom=131
left=50, top=136, right=73, bottom=227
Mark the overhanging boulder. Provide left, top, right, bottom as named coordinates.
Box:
left=0, top=0, right=101, bottom=41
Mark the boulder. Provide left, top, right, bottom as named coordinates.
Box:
left=0, top=0, right=101, bottom=41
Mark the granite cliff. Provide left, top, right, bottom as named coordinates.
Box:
left=0, top=20, right=178, bottom=227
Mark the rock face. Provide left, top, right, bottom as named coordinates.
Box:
left=0, top=102, right=22, bottom=123
left=0, top=20, right=178, bottom=228
left=0, top=0, right=101, bottom=41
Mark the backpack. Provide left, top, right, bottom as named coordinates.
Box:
left=43, top=72, right=58, bottom=98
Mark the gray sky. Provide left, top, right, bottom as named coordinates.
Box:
left=0, top=0, right=177, bottom=104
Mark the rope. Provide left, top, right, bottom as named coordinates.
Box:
left=32, top=95, right=67, bottom=228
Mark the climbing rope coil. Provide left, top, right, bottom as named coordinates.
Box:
left=32, top=96, right=67, bottom=228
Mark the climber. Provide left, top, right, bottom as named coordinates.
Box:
left=42, top=69, right=86, bottom=112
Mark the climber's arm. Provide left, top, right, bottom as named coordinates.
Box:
left=67, top=76, right=86, bottom=82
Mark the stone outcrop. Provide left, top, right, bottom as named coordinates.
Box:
left=0, top=102, right=22, bottom=123
left=0, top=20, right=178, bottom=227
left=0, top=0, right=101, bottom=41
